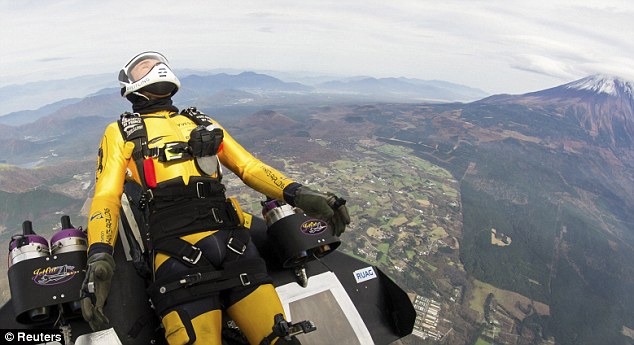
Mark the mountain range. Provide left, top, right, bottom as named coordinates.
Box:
left=482, top=74, right=634, bottom=149
left=0, top=74, right=113, bottom=117
left=0, top=71, right=489, bottom=125
left=0, top=73, right=633, bottom=345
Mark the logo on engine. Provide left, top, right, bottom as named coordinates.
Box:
left=32, top=265, right=80, bottom=286
left=300, top=219, right=328, bottom=235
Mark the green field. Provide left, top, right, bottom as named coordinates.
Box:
left=475, top=338, right=492, bottom=345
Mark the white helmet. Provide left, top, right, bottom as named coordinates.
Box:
left=118, top=51, right=180, bottom=98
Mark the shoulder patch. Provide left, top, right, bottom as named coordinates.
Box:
left=180, top=107, right=213, bottom=126
left=120, top=115, right=145, bottom=140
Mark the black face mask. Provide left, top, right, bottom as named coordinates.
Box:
left=143, top=82, right=176, bottom=96
left=127, top=94, right=179, bottom=114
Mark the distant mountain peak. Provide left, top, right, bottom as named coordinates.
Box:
left=564, top=74, right=634, bottom=98
left=238, top=109, right=298, bottom=131
left=478, top=74, right=634, bottom=149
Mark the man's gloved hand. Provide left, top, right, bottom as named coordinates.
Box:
left=80, top=252, right=115, bottom=331
left=294, top=186, right=350, bottom=236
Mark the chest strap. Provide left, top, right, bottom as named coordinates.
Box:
left=118, top=108, right=222, bottom=191
left=144, top=178, right=226, bottom=206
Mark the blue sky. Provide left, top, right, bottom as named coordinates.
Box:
left=1, top=0, right=633, bottom=94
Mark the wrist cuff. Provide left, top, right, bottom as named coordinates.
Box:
left=88, top=243, right=114, bottom=257
left=282, top=182, right=303, bottom=206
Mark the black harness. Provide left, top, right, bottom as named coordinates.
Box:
left=118, top=107, right=231, bottom=252
left=119, top=106, right=223, bottom=183
left=117, top=107, right=266, bottom=315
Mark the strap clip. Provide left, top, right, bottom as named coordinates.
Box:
left=227, top=237, right=246, bottom=255
left=179, top=272, right=202, bottom=287
left=196, top=181, right=206, bottom=199
left=239, top=273, right=251, bottom=286
left=211, top=208, right=224, bottom=223
left=182, top=246, right=203, bottom=265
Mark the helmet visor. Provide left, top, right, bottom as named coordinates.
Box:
left=119, top=51, right=170, bottom=83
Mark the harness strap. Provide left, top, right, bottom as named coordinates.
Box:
left=157, top=142, right=192, bottom=162
left=118, top=112, right=150, bottom=188
left=225, top=227, right=251, bottom=262
left=118, top=109, right=222, bottom=193
left=180, top=107, right=214, bottom=126
left=148, top=200, right=239, bottom=243
left=148, top=258, right=271, bottom=315
left=153, top=238, right=211, bottom=267
left=147, top=179, right=226, bottom=203
left=179, top=309, right=197, bottom=345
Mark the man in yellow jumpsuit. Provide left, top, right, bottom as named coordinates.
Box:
left=80, top=51, right=350, bottom=345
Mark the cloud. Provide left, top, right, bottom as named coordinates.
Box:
left=37, top=57, right=73, bottom=63
left=1, top=0, right=634, bottom=93
left=510, top=55, right=578, bottom=79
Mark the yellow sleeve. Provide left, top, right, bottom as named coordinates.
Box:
left=87, top=122, right=129, bottom=250
left=217, top=123, right=296, bottom=200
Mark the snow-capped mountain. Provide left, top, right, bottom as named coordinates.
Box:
left=478, top=75, right=634, bottom=149
left=564, top=74, right=634, bottom=99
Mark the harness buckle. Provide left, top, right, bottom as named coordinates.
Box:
left=196, top=182, right=206, bottom=199
left=239, top=273, right=251, bottom=286
left=148, top=147, right=161, bottom=158
left=227, top=237, right=246, bottom=255
left=147, top=189, right=154, bottom=202
left=182, top=246, right=203, bottom=265
left=161, top=142, right=189, bottom=162
left=139, top=189, right=154, bottom=209
left=211, top=208, right=224, bottom=223
left=179, top=272, right=202, bottom=287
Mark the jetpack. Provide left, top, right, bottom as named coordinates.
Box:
left=1, top=184, right=415, bottom=344
left=2, top=217, right=90, bottom=343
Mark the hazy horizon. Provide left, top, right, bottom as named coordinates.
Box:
left=1, top=1, right=633, bottom=96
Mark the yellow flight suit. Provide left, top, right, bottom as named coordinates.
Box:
left=87, top=110, right=295, bottom=345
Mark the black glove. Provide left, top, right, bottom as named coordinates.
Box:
left=80, top=252, right=115, bottom=331
left=293, top=186, right=350, bottom=236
